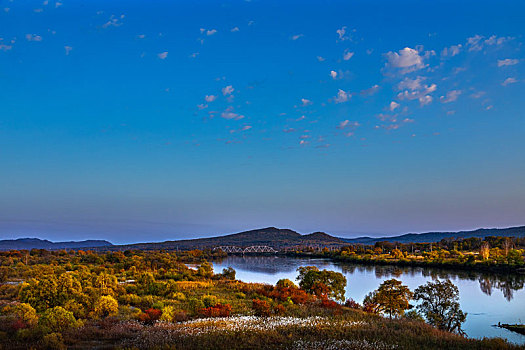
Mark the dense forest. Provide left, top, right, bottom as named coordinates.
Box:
left=0, top=244, right=524, bottom=349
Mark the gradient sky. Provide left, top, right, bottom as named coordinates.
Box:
left=1, top=0, right=524, bottom=244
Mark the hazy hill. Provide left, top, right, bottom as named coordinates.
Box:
left=341, top=226, right=525, bottom=244
left=114, top=227, right=346, bottom=251
left=0, top=238, right=113, bottom=251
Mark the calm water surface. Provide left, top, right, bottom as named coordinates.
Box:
left=213, top=255, right=525, bottom=344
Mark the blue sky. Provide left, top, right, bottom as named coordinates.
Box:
left=1, top=0, right=524, bottom=244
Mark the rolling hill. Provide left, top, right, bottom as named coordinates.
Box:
left=340, top=226, right=525, bottom=244
left=113, top=227, right=346, bottom=251
left=0, top=238, right=113, bottom=251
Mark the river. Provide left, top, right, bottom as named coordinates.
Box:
left=212, top=255, right=525, bottom=344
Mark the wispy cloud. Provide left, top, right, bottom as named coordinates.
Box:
left=497, top=58, right=519, bottom=67
left=102, top=14, right=124, bottom=28
left=301, top=98, right=312, bottom=106
left=205, top=95, right=217, bottom=102
left=441, top=44, right=462, bottom=57
left=157, top=51, right=168, bottom=59
left=502, top=77, right=517, bottom=86
left=26, top=34, right=43, bottom=42
left=389, top=101, right=400, bottom=111
left=336, top=26, right=351, bottom=41
left=343, top=49, right=354, bottom=61
left=291, top=34, right=304, bottom=41
left=64, top=46, right=72, bottom=55
left=440, top=90, right=462, bottom=103
left=221, top=107, right=244, bottom=120
left=222, top=85, right=234, bottom=96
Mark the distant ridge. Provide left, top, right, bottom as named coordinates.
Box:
left=114, top=227, right=346, bottom=251
left=340, top=226, right=525, bottom=244
left=0, top=238, right=113, bottom=251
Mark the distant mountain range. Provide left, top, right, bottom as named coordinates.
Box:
left=114, top=227, right=346, bottom=251
left=0, top=238, right=113, bottom=251
left=340, top=226, right=525, bottom=244
left=2, top=225, right=524, bottom=251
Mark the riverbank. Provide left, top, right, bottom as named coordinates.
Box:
left=283, top=251, right=525, bottom=275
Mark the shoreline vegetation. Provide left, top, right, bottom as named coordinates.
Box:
left=283, top=235, right=525, bottom=274
left=0, top=236, right=523, bottom=349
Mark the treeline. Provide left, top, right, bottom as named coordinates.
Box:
left=291, top=235, right=525, bottom=272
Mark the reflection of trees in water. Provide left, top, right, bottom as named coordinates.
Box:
left=478, top=275, right=525, bottom=301
left=333, top=261, right=525, bottom=301
left=214, top=256, right=333, bottom=275
left=215, top=256, right=525, bottom=300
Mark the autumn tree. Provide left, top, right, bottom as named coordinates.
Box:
left=296, top=266, right=347, bottom=301
left=364, top=279, right=413, bottom=318
left=413, top=279, right=467, bottom=334
left=38, top=306, right=82, bottom=334
left=94, top=295, right=119, bottom=318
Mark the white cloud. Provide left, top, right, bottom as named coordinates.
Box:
left=221, top=107, right=244, bottom=120
left=26, top=34, right=43, bottom=42
left=189, top=52, right=199, bottom=58
left=337, top=120, right=359, bottom=129
left=441, top=44, right=462, bottom=57
left=136, top=34, right=146, bottom=39
left=502, top=77, right=517, bottom=86
left=64, top=45, right=72, bottom=55
left=205, top=95, right=217, bottom=102
left=197, top=104, right=208, bottom=110
left=0, top=44, right=13, bottom=51
left=396, top=77, right=436, bottom=106
left=222, top=85, right=234, bottom=96
left=157, top=51, right=168, bottom=59
left=330, top=70, right=337, bottom=79
left=389, top=101, right=400, bottom=111
left=343, top=49, right=354, bottom=61
left=317, top=56, right=325, bottom=62
left=385, top=47, right=426, bottom=73
left=336, top=26, right=350, bottom=41
left=360, top=84, right=380, bottom=96
left=333, top=89, right=350, bottom=103
left=231, top=27, right=240, bottom=32
left=291, top=34, right=304, bottom=41
left=301, top=98, right=312, bottom=106
left=498, top=58, right=519, bottom=67
left=467, top=34, right=513, bottom=52
left=241, top=125, right=252, bottom=131
left=419, top=95, right=433, bottom=106
left=440, top=90, right=462, bottom=103
left=206, top=29, right=217, bottom=36
left=102, top=14, right=124, bottom=28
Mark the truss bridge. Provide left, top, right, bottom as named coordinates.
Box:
left=213, top=245, right=278, bottom=254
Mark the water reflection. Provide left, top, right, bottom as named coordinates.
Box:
left=214, top=255, right=525, bottom=301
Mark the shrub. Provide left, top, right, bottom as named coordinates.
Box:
left=252, top=299, right=271, bottom=317
left=138, top=308, right=162, bottom=324
left=201, top=295, right=218, bottom=308
left=41, top=332, right=66, bottom=350
left=199, top=303, right=231, bottom=318
left=344, top=298, right=361, bottom=309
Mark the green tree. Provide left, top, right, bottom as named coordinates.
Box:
left=296, top=266, right=347, bottom=301
left=365, top=279, right=413, bottom=318
left=38, top=306, right=82, bottom=334
left=414, top=279, right=467, bottom=334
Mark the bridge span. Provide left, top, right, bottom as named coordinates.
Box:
left=213, top=245, right=278, bottom=254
